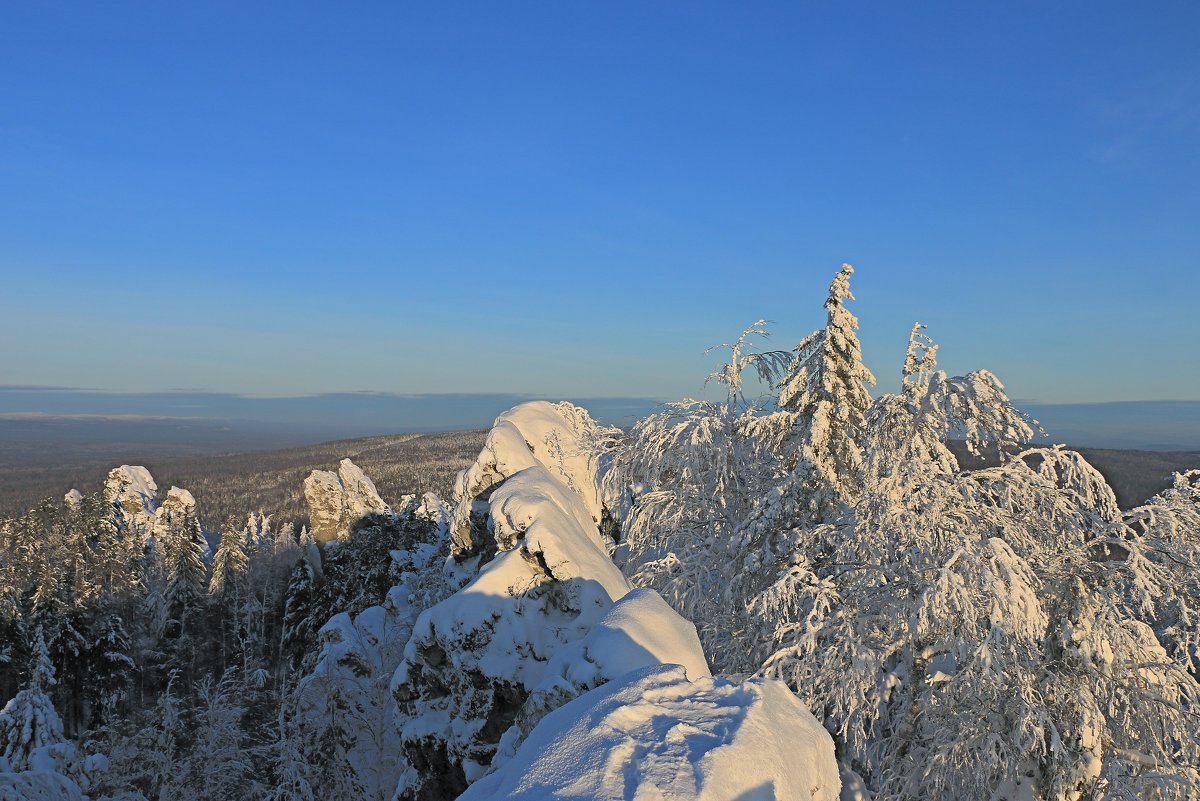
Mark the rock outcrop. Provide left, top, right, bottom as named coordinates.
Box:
left=103, top=465, right=159, bottom=540
left=391, top=402, right=705, bottom=801
left=303, top=458, right=391, bottom=544
left=152, top=486, right=198, bottom=536
left=63, top=489, right=83, bottom=510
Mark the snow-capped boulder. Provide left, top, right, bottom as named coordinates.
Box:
left=392, top=402, right=697, bottom=801
left=303, top=458, right=392, bottom=544
left=459, top=664, right=841, bottom=801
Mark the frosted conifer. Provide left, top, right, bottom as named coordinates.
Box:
left=209, top=521, right=250, bottom=597
left=0, top=626, right=65, bottom=771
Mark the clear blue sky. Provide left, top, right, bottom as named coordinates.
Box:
left=2, top=2, right=1197, bottom=404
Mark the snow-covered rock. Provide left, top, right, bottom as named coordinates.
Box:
left=103, top=465, right=159, bottom=538
left=303, top=458, right=392, bottom=544
left=392, top=402, right=698, bottom=801
left=152, top=486, right=197, bottom=537
left=62, top=489, right=83, bottom=511
left=450, top=400, right=614, bottom=559
left=492, top=588, right=710, bottom=768
left=459, top=664, right=841, bottom=801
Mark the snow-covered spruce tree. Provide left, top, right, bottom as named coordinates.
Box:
left=82, top=612, right=134, bottom=728
left=621, top=265, right=877, bottom=674
left=1120, top=470, right=1200, bottom=679
left=721, top=268, right=877, bottom=672
left=209, top=517, right=251, bottom=673
left=0, top=627, right=64, bottom=772
left=298, top=683, right=363, bottom=801
left=745, top=263, right=876, bottom=532
left=101, top=674, right=183, bottom=801
left=209, top=518, right=250, bottom=600
left=170, top=671, right=262, bottom=801
left=149, top=488, right=209, bottom=691
left=262, top=695, right=317, bottom=801
left=281, top=555, right=321, bottom=675
left=749, top=330, right=1200, bottom=801
left=0, top=496, right=138, bottom=735
left=0, top=629, right=93, bottom=799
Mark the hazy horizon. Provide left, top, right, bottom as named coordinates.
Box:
left=2, top=385, right=1198, bottom=453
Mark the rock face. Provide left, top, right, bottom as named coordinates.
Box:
left=303, top=458, right=392, bottom=544
left=391, top=402, right=705, bottom=801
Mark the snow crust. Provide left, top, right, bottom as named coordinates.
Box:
left=547, top=587, right=710, bottom=686
left=460, top=664, right=840, bottom=801
left=490, top=587, right=711, bottom=769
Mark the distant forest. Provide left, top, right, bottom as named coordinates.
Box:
left=0, top=430, right=485, bottom=525
left=3, top=428, right=1195, bottom=525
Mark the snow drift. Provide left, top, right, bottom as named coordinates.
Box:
left=459, top=664, right=841, bottom=801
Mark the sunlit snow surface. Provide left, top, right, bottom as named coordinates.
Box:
left=461, top=664, right=840, bottom=801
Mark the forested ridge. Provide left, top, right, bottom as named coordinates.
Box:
left=2, top=266, right=1197, bottom=801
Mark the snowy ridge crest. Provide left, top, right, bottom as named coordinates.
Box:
left=394, top=402, right=643, bottom=799
left=391, top=401, right=838, bottom=801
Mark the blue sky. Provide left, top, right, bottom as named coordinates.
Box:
left=2, top=2, right=1198, bottom=405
